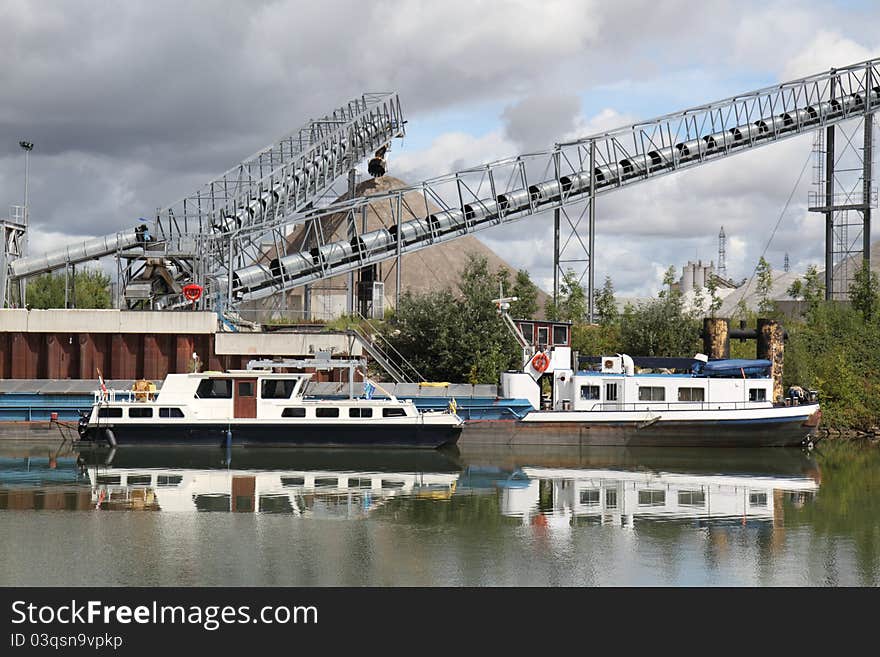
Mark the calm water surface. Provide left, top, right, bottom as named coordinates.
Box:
left=0, top=438, right=877, bottom=586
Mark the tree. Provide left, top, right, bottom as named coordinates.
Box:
left=755, top=256, right=774, bottom=315
left=546, top=268, right=587, bottom=322
left=848, top=260, right=879, bottom=321
left=787, top=264, right=824, bottom=316
left=617, top=268, right=701, bottom=357
left=386, top=254, right=520, bottom=384
left=593, top=276, right=617, bottom=326
left=706, top=274, right=722, bottom=318
left=26, top=269, right=112, bottom=309
left=509, top=269, right=539, bottom=319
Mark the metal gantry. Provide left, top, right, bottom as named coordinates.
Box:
left=8, top=58, right=880, bottom=313
left=227, top=59, right=880, bottom=315
left=6, top=93, right=405, bottom=308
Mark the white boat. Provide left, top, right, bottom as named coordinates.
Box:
left=78, top=371, right=463, bottom=449
left=469, top=297, right=822, bottom=448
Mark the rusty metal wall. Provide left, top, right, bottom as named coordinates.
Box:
left=0, top=331, right=275, bottom=380
left=0, top=329, right=353, bottom=381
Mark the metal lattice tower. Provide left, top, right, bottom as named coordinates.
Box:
left=718, top=226, right=728, bottom=279
left=808, top=66, right=877, bottom=300
left=784, top=252, right=790, bottom=273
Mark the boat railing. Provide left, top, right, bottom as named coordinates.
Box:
left=92, top=389, right=158, bottom=404
left=573, top=401, right=777, bottom=412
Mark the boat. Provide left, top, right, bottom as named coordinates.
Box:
left=465, top=296, right=822, bottom=448
left=77, top=370, right=463, bottom=449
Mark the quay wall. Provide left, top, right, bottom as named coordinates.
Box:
left=0, top=310, right=362, bottom=381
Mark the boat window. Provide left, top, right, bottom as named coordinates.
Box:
left=382, top=408, right=407, bottom=418
left=281, top=476, right=305, bottom=487
left=282, top=408, right=306, bottom=418
left=553, top=325, right=569, bottom=345
left=157, top=475, right=183, bottom=487
left=261, top=379, right=298, bottom=399
left=159, top=408, right=185, bottom=418
left=96, top=475, right=121, bottom=486
left=605, top=489, right=618, bottom=509
left=749, top=388, right=767, bottom=402
left=237, top=381, right=254, bottom=397
left=579, top=489, right=600, bottom=506
left=537, top=326, right=549, bottom=346
left=382, top=479, right=406, bottom=489
left=678, top=387, right=705, bottom=402
left=638, top=387, right=666, bottom=402
left=749, top=491, right=768, bottom=507
left=194, top=494, right=231, bottom=512
left=348, top=477, right=373, bottom=489
left=580, top=385, right=600, bottom=400
left=519, top=322, right=534, bottom=343
left=128, top=407, right=153, bottom=418
left=195, top=378, right=232, bottom=399
left=97, top=407, right=123, bottom=418
left=259, top=496, right=294, bottom=514
left=605, top=383, right=618, bottom=401
left=678, top=490, right=706, bottom=507
left=314, top=477, right=338, bottom=488
left=638, top=489, right=666, bottom=506
left=349, top=407, right=374, bottom=418
left=127, top=475, right=152, bottom=486
left=315, top=408, right=340, bottom=418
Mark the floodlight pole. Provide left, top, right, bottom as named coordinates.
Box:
left=18, top=140, right=34, bottom=306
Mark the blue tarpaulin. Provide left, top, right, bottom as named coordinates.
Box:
left=698, top=359, right=771, bottom=377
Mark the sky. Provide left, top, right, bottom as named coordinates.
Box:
left=1, top=0, right=879, bottom=297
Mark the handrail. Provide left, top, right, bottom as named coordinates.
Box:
left=355, top=313, right=426, bottom=383
left=568, top=400, right=811, bottom=412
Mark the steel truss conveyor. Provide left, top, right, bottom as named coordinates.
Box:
left=229, top=59, right=879, bottom=303
left=9, top=93, right=404, bottom=285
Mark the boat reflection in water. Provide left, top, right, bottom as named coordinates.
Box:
left=76, top=446, right=463, bottom=516
left=1, top=443, right=820, bottom=528
left=458, top=446, right=821, bottom=529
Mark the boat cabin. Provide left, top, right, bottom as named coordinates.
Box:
left=501, top=348, right=777, bottom=412
left=92, top=371, right=419, bottom=422
left=554, top=357, right=775, bottom=412
left=514, top=319, right=571, bottom=349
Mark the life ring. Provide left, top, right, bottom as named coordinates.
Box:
left=531, top=352, right=550, bottom=373
left=182, top=284, right=203, bottom=302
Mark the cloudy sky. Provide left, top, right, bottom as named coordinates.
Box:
left=1, top=0, right=878, bottom=297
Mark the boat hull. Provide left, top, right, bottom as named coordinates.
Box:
left=462, top=407, right=821, bottom=448
left=80, top=422, right=462, bottom=449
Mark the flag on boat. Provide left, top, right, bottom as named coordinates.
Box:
left=364, top=380, right=375, bottom=400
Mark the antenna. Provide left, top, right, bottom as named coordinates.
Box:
left=718, top=226, right=727, bottom=279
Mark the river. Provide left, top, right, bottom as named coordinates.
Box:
left=0, top=439, right=877, bottom=586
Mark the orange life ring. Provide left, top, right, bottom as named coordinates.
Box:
left=531, top=352, right=550, bottom=373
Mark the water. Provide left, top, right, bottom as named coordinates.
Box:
left=0, top=439, right=877, bottom=586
